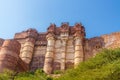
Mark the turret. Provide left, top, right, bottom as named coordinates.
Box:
left=20, top=29, right=38, bottom=67
left=43, top=24, right=56, bottom=74
left=60, top=23, right=69, bottom=71
left=73, top=23, right=86, bottom=68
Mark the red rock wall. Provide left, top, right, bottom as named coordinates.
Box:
left=101, top=32, right=120, bottom=49
left=0, top=40, right=20, bottom=72
left=84, top=37, right=104, bottom=60
left=0, top=40, right=28, bottom=72
left=84, top=32, right=120, bottom=60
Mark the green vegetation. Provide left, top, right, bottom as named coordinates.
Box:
left=0, top=69, right=53, bottom=80
left=1, top=48, right=120, bottom=80
left=0, top=69, right=16, bottom=80
left=53, top=70, right=63, bottom=74
left=55, top=48, right=120, bottom=80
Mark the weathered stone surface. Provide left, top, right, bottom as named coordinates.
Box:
left=17, top=57, right=29, bottom=72
left=0, top=40, right=20, bottom=72
left=14, top=28, right=38, bottom=40
left=101, top=32, right=120, bottom=49
left=0, top=38, right=4, bottom=47
left=0, top=23, right=120, bottom=74
left=0, top=40, right=29, bottom=72
left=53, top=62, right=61, bottom=71
left=43, top=33, right=55, bottom=74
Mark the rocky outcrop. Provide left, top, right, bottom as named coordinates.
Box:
left=0, top=40, right=28, bottom=72
left=0, top=40, right=20, bottom=72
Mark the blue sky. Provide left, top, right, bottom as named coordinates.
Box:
left=0, top=0, right=120, bottom=39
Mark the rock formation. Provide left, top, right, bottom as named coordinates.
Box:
left=0, top=40, right=28, bottom=72
left=0, top=23, right=120, bottom=74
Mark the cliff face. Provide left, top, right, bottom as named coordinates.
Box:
left=0, top=40, right=28, bottom=72
left=0, top=23, right=120, bottom=74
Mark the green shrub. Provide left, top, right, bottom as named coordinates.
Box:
left=53, top=70, right=62, bottom=74
left=54, top=48, right=120, bottom=80
left=46, top=76, right=53, bottom=80
left=1, top=48, right=120, bottom=80
left=0, top=69, right=16, bottom=80
left=14, top=69, right=48, bottom=80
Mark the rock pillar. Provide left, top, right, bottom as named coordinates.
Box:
left=60, top=23, right=69, bottom=71
left=0, top=40, right=21, bottom=72
left=61, top=39, right=67, bottom=71
left=74, top=35, right=84, bottom=68
left=73, top=23, right=85, bottom=68
left=21, top=39, right=35, bottom=64
left=43, top=33, right=55, bottom=74
left=20, top=29, right=38, bottom=65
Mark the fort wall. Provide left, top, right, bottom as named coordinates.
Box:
left=0, top=23, right=119, bottom=74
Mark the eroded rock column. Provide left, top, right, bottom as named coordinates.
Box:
left=43, top=33, right=55, bottom=74
left=74, top=36, right=84, bottom=68
left=0, top=40, right=21, bottom=72
left=20, top=29, right=38, bottom=65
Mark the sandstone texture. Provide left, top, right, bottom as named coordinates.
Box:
left=0, top=23, right=120, bottom=74
left=0, top=40, right=28, bottom=72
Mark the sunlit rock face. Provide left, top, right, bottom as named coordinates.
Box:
left=0, top=23, right=120, bottom=74
left=0, top=40, right=28, bottom=72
